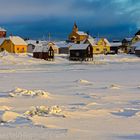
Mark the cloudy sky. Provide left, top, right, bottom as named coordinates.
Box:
left=0, top=0, right=140, bottom=40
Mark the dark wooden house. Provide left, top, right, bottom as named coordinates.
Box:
left=109, top=42, right=122, bottom=54
left=33, top=45, right=54, bottom=61
left=69, top=44, right=93, bottom=61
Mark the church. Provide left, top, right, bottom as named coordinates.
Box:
left=68, top=23, right=88, bottom=43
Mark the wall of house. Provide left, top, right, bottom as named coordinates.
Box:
left=0, top=40, right=14, bottom=52
left=93, top=39, right=110, bottom=54
left=14, top=45, right=27, bottom=53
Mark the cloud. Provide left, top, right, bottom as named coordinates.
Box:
left=0, top=0, right=140, bottom=39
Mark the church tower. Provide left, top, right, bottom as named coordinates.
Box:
left=72, top=22, right=78, bottom=32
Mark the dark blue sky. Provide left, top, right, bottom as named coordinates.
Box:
left=0, top=0, right=140, bottom=41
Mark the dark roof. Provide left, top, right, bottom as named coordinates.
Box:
left=135, top=30, right=140, bottom=36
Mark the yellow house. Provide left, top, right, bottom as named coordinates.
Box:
left=131, top=35, right=140, bottom=44
left=0, top=36, right=27, bottom=53
left=84, top=37, right=110, bottom=54
left=68, top=23, right=88, bottom=43
left=93, top=38, right=110, bottom=54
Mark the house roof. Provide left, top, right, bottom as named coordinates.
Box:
left=94, top=38, right=111, bottom=46
left=131, top=41, right=140, bottom=47
left=135, top=35, right=140, bottom=39
left=0, top=27, right=6, bottom=32
left=33, top=45, right=51, bottom=53
left=76, top=31, right=88, bottom=36
left=123, top=38, right=132, bottom=42
left=135, top=46, right=140, bottom=50
left=69, top=44, right=89, bottom=50
left=8, top=36, right=27, bottom=46
left=110, top=42, right=122, bottom=47
left=104, top=38, right=111, bottom=46
left=0, top=38, right=5, bottom=45
left=85, top=36, right=96, bottom=46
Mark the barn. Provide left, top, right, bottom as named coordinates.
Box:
left=69, top=44, right=93, bottom=61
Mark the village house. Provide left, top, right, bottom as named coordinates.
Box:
left=131, top=35, right=140, bottom=44
left=93, top=38, right=110, bottom=54
left=0, top=27, right=6, bottom=38
left=121, top=38, right=132, bottom=53
left=45, top=42, right=59, bottom=54
left=135, top=44, right=140, bottom=57
left=0, top=36, right=27, bottom=53
left=26, top=40, right=40, bottom=53
left=109, top=42, right=122, bottom=54
left=131, top=41, right=140, bottom=54
left=69, top=44, right=93, bottom=61
left=68, top=23, right=88, bottom=43
left=33, top=44, right=54, bottom=61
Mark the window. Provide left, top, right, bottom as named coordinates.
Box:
left=1, top=48, right=4, bottom=51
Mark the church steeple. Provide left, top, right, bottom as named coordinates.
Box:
left=72, top=22, right=78, bottom=32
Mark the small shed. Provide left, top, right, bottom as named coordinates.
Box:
left=33, top=45, right=54, bottom=61
left=69, top=44, right=93, bottom=61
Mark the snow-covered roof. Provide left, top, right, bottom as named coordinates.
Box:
left=123, top=38, right=132, bottom=42
left=76, top=31, right=88, bottom=36
left=33, top=45, right=50, bottom=53
left=69, top=44, right=89, bottom=50
left=94, top=38, right=111, bottom=46
left=136, top=35, right=140, bottom=39
left=33, top=45, right=43, bottom=52
left=85, top=36, right=96, bottom=46
left=0, top=38, right=5, bottom=45
left=135, top=46, right=140, bottom=51
left=132, top=41, right=140, bottom=47
left=55, top=41, right=74, bottom=48
left=104, top=38, right=111, bottom=46
left=110, top=42, right=122, bottom=47
left=8, top=36, right=27, bottom=46
left=0, top=27, right=6, bottom=32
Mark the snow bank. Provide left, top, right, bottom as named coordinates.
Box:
left=0, top=51, right=48, bottom=65
left=2, top=111, right=22, bottom=122
left=24, top=106, right=65, bottom=117
left=9, top=88, right=50, bottom=98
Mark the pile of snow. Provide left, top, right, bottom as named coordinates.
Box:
left=9, top=88, right=50, bottom=98
left=109, top=84, right=121, bottom=89
left=0, top=106, right=12, bottom=111
left=1, top=111, right=22, bottom=123
left=24, top=106, right=65, bottom=117
left=0, top=51, right=48, bottom=65
left=76, top=79, right=93, bottom=85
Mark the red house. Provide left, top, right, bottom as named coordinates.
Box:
left=0, top=27, right=6, bottom=38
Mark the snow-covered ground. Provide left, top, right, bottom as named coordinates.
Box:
left=0, top=52, right=140, bottom=140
